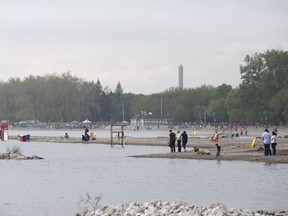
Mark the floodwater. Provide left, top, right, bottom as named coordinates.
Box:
left=0, top=128, right=288, bottom=216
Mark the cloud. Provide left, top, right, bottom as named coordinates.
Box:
left=0, top=0, right=288, bottom=94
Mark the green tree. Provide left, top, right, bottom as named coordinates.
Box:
left=173, top=105, right=190, bottom=122
left=215, top=84, right=232, bottom=99
left=206, top=98, right=228, bottom=124
left=269, top=88, right=288, bottom=124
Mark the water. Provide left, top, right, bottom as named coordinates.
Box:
left=8, top=127, right=263, bottom=139
left=0, top=129, right=288, bottom=216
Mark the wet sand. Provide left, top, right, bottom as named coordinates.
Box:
left=129, top=136, right=288, bottom=164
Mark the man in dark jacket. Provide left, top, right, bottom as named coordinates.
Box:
left=169, top=130, right=176, bottom=152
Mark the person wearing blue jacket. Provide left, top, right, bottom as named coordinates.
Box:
left=181, top=131, right=188, bottom=152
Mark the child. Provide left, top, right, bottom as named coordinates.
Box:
left=215, top=143, right=221, bottom=157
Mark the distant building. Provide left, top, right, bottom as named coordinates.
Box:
left=130, top=112, right=172, bottom=127
left=178, top=64, right=183, bottom=90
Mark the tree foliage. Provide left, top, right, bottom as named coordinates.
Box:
left=238, top=49, right=288, bottom=124
left=0, top=50, right=287, bottom=126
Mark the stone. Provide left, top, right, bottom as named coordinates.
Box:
left=103, top=206, right=115, bottom=215
left=77, top=200, right=282, bottom=216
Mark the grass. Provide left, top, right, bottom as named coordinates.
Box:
left=76, top=193, right=102, bottom=215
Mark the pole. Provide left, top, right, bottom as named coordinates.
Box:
left=204, top=107, right=206, bottom=126
left=160, top=95, right=163, bottom=116
left=122, top=104, right=125, bottom=122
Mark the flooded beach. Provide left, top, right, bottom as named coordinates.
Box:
left=1, top=127, right=288, bottom=215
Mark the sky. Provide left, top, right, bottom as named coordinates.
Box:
left=1, top=0, right=288, bottom=94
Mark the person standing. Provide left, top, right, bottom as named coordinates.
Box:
left=181, top=131, right=188, bottom=152
left=176, top=130, right=182, bottom=152
left=169, top=130, right=176, bottom=153
left=270, top=131, right=277, bottom=156
left=262, top=128, right=271, bottom=156
left=215, top=143, right=221, bottom=157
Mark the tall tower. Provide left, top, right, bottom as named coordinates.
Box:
left=178, top=64, right=183, bottom=90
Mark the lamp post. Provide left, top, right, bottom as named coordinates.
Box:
left=122, top=104, right=125, bottom=122
left=263, top=111, right=267, bottom=127
left=198, top=112, right=202, bottom=124
left=160, top=95, right=163, bottom=116
left=246, top=116, right=248, bottom=128
left=203, top=107, right=206, bottom=126
left=110, top=114, right=113, bottom=124
left=228, top=112, right=231, bottom=129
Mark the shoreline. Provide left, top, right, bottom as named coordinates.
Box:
left=8, top=135, right=288, bottom=164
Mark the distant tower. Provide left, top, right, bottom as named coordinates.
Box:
left=178, top=64, right=183, bottom=90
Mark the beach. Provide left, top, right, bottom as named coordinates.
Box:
left=9, top=127, right=288, bottom=164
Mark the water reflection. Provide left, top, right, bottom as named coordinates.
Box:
left=216, top=160, right=222, bottom=165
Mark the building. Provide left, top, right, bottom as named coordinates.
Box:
left=178, top=64, right=183, bottom=90
left=130, top=112, right=172, bottom=127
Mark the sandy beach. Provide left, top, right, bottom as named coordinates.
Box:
left=9, top=127, right=288, bottom=164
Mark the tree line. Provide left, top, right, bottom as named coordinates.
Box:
left=0, top=49, right=287, bottom=126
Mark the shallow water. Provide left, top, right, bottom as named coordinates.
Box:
left=0, top=138, right=288, bottom=216
left=8, top=126, right=266, bottom=139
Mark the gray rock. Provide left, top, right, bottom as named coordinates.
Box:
left=77, top=200, right=283, bottom=216
left=103, top=206, right=115, bottom=215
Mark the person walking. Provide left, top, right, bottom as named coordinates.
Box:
left=176, top=130, right=182, bottom=152
left=262, top=128, right=271, bottom=156
left=168, top=130, right=176, bottom=153
left=181, top=131, right=188, bottom=152
left=270, top=131, right=277, bottom=155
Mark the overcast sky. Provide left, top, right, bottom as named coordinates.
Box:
left=1, top=0, right=288, bottom=94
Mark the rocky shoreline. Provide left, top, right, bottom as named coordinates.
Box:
left=76, top=200, right=288, bottom=216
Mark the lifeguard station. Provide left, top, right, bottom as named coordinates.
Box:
left=110, top=124, right=124, bottom=147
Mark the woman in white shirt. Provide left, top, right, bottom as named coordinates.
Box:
left=270, top=131, right=277, bottom=156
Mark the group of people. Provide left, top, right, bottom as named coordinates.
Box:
left=262, top=128, right=277, bottom=156
left=168, top=129, right=188, bottom=152
left=81, top=126, right=97, bottom=141
left=168, top=129, right=221, bottom=157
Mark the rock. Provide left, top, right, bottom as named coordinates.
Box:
left=77, top=200, right=282, bottom=216
left=30, top=155, right=44, bottom=159
left=0, top=152, right=44, bottom=160
left=103, top=206, right=115, bottom=215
